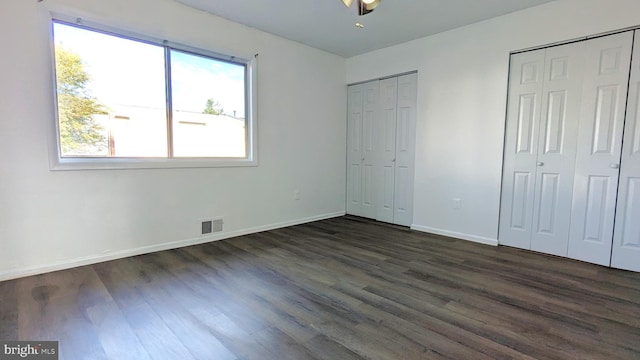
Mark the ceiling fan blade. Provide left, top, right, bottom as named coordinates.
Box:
left=342, top=0, right=354, bottom=7
left=359, top=0, right=381, bottom=16
left=362, top=0, right=381, bottom=11
left=358, top=5, right=374, bottom=16
left=344, top=0, right=381, bottom=16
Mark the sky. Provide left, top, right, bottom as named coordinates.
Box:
left=53, top=22, right=246, bottom=118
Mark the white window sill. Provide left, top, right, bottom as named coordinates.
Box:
left=49, top=157, right=258, bottom=171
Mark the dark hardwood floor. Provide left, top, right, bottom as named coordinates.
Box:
left=1, top=216, right=640, bottom=359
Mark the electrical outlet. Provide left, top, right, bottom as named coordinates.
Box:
left=453, top=198, right=462, bottom=210
left=294, top=190, right=300, bottom=200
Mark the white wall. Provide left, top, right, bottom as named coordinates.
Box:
left=0, top=0, right=347, bottom=280
left=346, top=0, right=640, bottom=245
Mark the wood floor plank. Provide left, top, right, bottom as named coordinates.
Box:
left=0, top=280, right=18, bottom=340
left=94, top=260, right=199, bottom=360
left=2, top=215, right=640, bottom=359
left=303, top=334, right=365, bottom=360
left=16, top=268, right=115, bottom=359
left=252, top=326, right=321, bottom=360
left=111, top=256, right=238, bottom=360
left=333, top=280, right=539, bottom=360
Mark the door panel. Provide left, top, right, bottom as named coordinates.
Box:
left=515, top=94, right=538, bottom=154
left=569, top=31, right=633, bottom=266
left=582, top=175, right=609, bottom=243
left=363, top=164, right=375, bottom=207
left=633, top=88, right=640, bottom=154
left=619, top=178, right=640, bottom=248
left=530, top=41, right=585, bottom=256
left=346, top=84, right=364, bottom=216
left=395, top=166, right=410, bottom=215
left=612, top=30, right=640, bottom=271
left=499, top=49, right=545, bottom=249
left=543, top=90, right=567, bottom=154
left=536, top=173, right=560, bottom=235
left=382, top=165, right=395, bottom=213
left=591, top=85, right=620, bottom=155
left=377, top=77, right=397, bottom=223
left=349, top=164, right=361, bottom=207
left=361, top=81, right=379, bottom=219
left=550, top=57, right=569, bottom=80
left=509, top=172, right=532, bottom=230
left=393, top=73, right=417, bottom=226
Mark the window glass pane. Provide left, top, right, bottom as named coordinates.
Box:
left=170, top=50, right=247, bottom=158
left=53, top=22, right=167, bottom=157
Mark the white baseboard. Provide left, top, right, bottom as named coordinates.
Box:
left=411, top=224, right=498, bottom=247
left=0, top=211, right=346, bottom=282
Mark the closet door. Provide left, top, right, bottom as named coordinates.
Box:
left=393, top=73, right=418, bottom=227
left=361, top=81, right=380, bottom=219
left=611, top=30, right=640, bottom=272
left=347, top=81, right=379, bottom=219
left=568, top=32, right=633, bottom=266
left=346, top=83, right=365, bottom=216
left=499, top=49, right=545, bottom=249
left=376, top=77, right=398, bottom=223
left=347, top=75, right=416, bottom=226
left=530, top=41, right=585, bottom=257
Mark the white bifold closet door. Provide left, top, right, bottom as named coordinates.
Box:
left=499, top=41, right=585, bottom=256
left=498, top=49, right=545, bottom=250
left=500, top=31, right=638, bottom=270
left=346, top=73, right=417, bottom=226
left=568, top=32, right=633, bottom=266
left=377, top=77, right=398, bottom=223
left=530, top=41, right=585, bottom=256
left=375, top=74, right=418, bottom=226
left=346, top=83, right=364, bottom=217
left=611, top=30, right=640, bottom=272
left=347, top=81, right=378, bottom=219
left=393, top=74, right=418, bottom=226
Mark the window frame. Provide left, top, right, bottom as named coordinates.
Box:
left=48, top=15, right=258, bottom=170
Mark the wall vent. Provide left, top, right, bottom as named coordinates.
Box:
left=201, top=218, right=223, bottom=235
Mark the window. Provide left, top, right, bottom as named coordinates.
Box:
left=50, top=19, right=256, bottom=169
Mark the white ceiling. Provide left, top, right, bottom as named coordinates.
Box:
left=175, top=0, right=555, bottom=57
